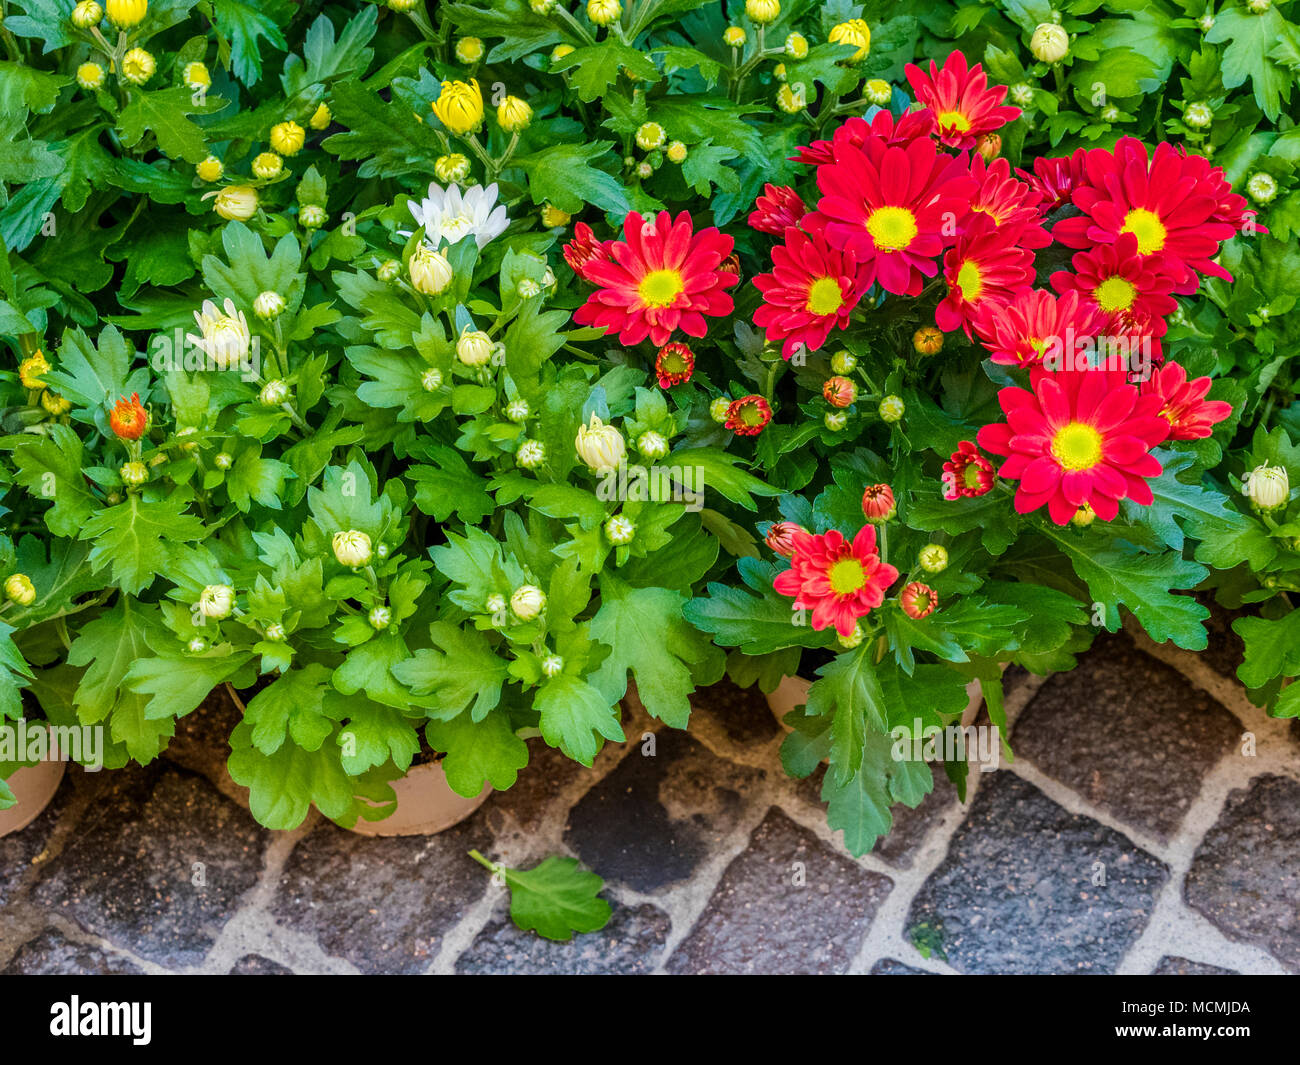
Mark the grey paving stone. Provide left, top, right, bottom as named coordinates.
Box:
left=694, top=677, right=781, bottom=745
left=906, top=773, right=1168, bottom=974
left=270, top=816, right=490, bottom=974
left=30, top=764, right=269, bottom=968
left=798, top=761, right=958, bottom=869
left=1153, top=955, right=1237, bottom=975
left=870, top=957, right=933, bottom=975
left=665, top=808, right=892, bottom=974
left=229, top=953, right=293, bottom=974
left=456, top=899, right=671, bottom=974
left=1, top=928, right=144, bottom=974
left=0, top=764, right=80, bottom=906
left=1185, top=774, right=1300, bottom=973
left=564, top=729, right=765, bottom=894
left=1012, top=633, right=1240, bottom=841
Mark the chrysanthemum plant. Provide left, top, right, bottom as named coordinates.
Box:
left=645, top=50, right=1268, bottom=855
left=0, top=0, right=766, bottom=826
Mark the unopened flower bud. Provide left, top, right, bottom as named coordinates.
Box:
left=332, top=529, right=372, bottom=568
left=830, top=351, right=857, bottom=374
left=587, top=0, right=622, bottom=26
left=709, top=397, right=731, bottom=423
left=605, top=515, right=636, bottom=544
left=120, top=460, right=149, bottom=486
left=183, top=62, right=211, bottom=91
left=823, top=376, right=856, bottom=408
left=457, top=328, right=493, bottom=366
left=918, top=544, right=949, bottom=573
left=575, top=414, right=626, bottom=472
left=214, top=451, right=233, bottom=470
left=253, top=290, right=285, bottom=319
left=264, top=623, right=285, bottom=641
left=1247, top=172, right=1278, bottom=204
left=505, top=399, right=530, bottom=422
left=510, top=585, right=546, bottom=620
left=485, top=593, right=507, bottom=615
left=4, top=573, right=35, bottom=606
left=1243, top=465, right=1289, bottom=511
left=636, top=122, right=666, bottom=151
left=196, top=155, right=223, bottom=182
left=666, top=140, right=687, bottom=164
left=879, top=395, right=905, bottom=422
left=121, top=47, right=156, bottom=85
left=541, top=653, right=564, bottom=677
left=71, top=1, right=102, bottom=29
left=76, top=62, right=106, bottom=90
left=309, top=103, right=331, bottom=129
left=765, top=521, right=802, bottom=557
left=299, top=204, right=327, bottom=229
left=369, top=606, right=392, bottom=629
left=516, top=439, right=545, bottom=468
left=259, top=379, right=290, bottom=406
left=270, top=120, right=305, bottom=156
left=409, top=245, right=453, bottom=295
left=864, top=79, right=891, bottom=105
left=497, top=95, right=533, bottom=132
left=637, top=430, right=669, bottom=460
left=540, top=204, right=571, bottom=227
left=1030, top=23, right=1069, bottom=63
left=251, top=151, right=282, bottom=179
left=106, top=0, right=146, bottom=29
left=746, top=0, right=780, bottom=25
left=784, top=31, right=807, bottom=58
left=187, top=636, right=208, bottom=653
left=199, top=583, right=235, bottom=619
left=1184, top=102, right=1214, bottom=129
left=824, top=411, right=847, bottom=431
left=455, top=36, right=484, bottom=63
left=837, top=624, right=865, bottom=649
left=723, top=26, right=746, bottom=47
left=421, top=367, right=444, bottom=392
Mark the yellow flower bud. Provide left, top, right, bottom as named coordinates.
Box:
left=71, top=1, right=103, bottom=29
left=776, top=82, right=805, bottom=113
left=212, top=184, right=259, bottom=220
left=434, top=153, right=471, bottom=183
left=666, top=140, right=687, bottom=164
left=252, top=152, right=283, bottom=179
left=784, top=31, right=808, bottom=59
left=723, top=25, right=746, bottom=47
left=18, top=352, right=50, bottom=390
left=196, top=155, right=223, bottom=182
left=40, top=391, right=71, bottom=415
left=106, top=0, right=147, bottom=29
left=497, top=95, right=533, bottom=132
left=4, top=574, right=36, bottom=607
left=270, top=120, right=305, bottom=156
left=119, top=460, right=149, bottom=487
left=864, top=78, right=892, bottom=105
left=745, top=0, right=780, bottom=25
left=540, top=204, right=571, bottom=227
left=183, top=61, right=210, bottom=90
left=332, top=530, right=372, bottom=568
left=551, top=44, right=575, bottom=64
left=829, top=19, right=871, bottom=62
left=431, top=78, right=484, bottom=135
left=121, top=47, right=155, bottom=85
left=635, top=122, right=666, bottom=150
left=309, top=102, right=331, bottom=129
left=455, top=37, right=484, bottom=63
left=76, top=62, right=106, bottom=90
left=587, top=0, right=622, bottom=26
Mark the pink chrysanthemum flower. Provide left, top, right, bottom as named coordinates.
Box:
left=1142, top=362, right=1234, bottom=441
left=904, top=51, right=1020, bottom=150
left=773, top=526, right=900, bottom=637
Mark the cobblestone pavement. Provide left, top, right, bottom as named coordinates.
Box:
left=2, top=619, right=1297, bottom=975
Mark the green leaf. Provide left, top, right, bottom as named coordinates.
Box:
left=551, top=43, right=660, bottom=102
left=481, top=853, right=612, bottom=942
left=1039, top=528, right=1209, bottom=650
left=1207, top=6, right=1293, bottom=119
left=333, top=700, right=420, bottom=775
left=668, top=447, right=780, bottom=511
left=8, top=424, right=98, bottom=536
left=535, top=674, right=624, bottom=766
left=516, top=142, right=629, bottom=215
left=1233, top=611, right=1300, bottom=690
left=228, top=721, right=357, bottom=829
left=242, top=664, right=335, bottom=755
left=80, top=496, right=207, bottom=596
left=213, top=0, right=289, bottom=85
left=589, top=577, right=724, bottom=728
left=426, top=712, right=528, bottom=797
left=805, top=646, right=888, bottom=786
left=323, top=81, right=448, bottom=178
left=118, top=87, right=224, bottom=164
left=409, top=446, right=494, bottom=524
left=685, top=557, right=827, bottom=654
left=393, top=621, right=507, bottom=721
left=0, top=60, right=69, bottom=114
left=124, top=650, right=249, bottom=722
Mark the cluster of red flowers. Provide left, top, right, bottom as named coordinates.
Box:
left=745, top=49, right=1245, bottom=527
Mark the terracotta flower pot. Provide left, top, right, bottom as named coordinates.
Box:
left=765, top=669, right=996, bottom=733
left=225, top=684, right=490, bottom=836
left=348, top=761, right=490, bottom=837
left=0, top=757, right=66, bottom=838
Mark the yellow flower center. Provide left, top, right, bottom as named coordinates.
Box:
left=805, top=276, right=844, bottom=316
left=638, top=268, right=685, bottom=308
left=1120, top=208, right=1167, bottom=255
left=865, top=206, right=918, bottom=252
left=827, top=558, right=866, bottom=595
left=1050, top=421, right=1104, bottom=471
left=441, top=213, right=473, bottom=241
left=937, top=110, right=972, bottom=133
left=1093, top=276, right=1137, bottom=313
left=955, top=260, right=984, bottom=301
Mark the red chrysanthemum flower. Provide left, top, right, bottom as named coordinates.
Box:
left=109, top=392, right=148, bottom=440
left=772, top=525, right=900, bottom=637
left=1016, top=148, right=1088, bottom=215
left=942, top=441, right=995, bottom=499
left=765, top=521, right=803, bottom=557
left=1051, top=137, right=1253, bottom=294
left=1142, top=361, right=1233, bottom=441
left=861, top=483, right=896, bottom=522
left=935, top=224, right=1036, bottom=336
left=753, top=218, right=866, bottom=357
left=905, top=50, right=1020, bottom=150
left=725, top=394, right=772, bottom=436
left=574, top=210, right=738, bottom=346
left=976, top=366, right=1171, bottom=524
left=973, top=287, right=1112, bottom=369
left=899, top=581, right=938, bottom=620
left=749, top=184, right=808, bottom=236
left=967, top=155, right=1050, bottom=248
left=792, top=109, right=936, bottom=167
left=1050, top=233, right=1179, bottom=352
left=816, top=137, right=976, bottom=296
left=562, top=222, right=610, bottom=282
left=654, top=341, right=695, bottom=388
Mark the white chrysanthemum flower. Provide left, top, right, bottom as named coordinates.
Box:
left=188, top=298, right=251, bottom=370
left=407, top=182, right=510, bottom=249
